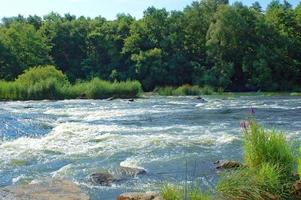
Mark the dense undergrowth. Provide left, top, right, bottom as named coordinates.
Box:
left=0, top=65, right=142, bottom=100
left=161, top=121, right=301, bottom=200
left=154, top=85, right=216, bottom=96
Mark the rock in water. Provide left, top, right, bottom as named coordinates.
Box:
left=214, top=160, right=242, bottom=169
left=0, top=179, right=89, bottom=200
left=107, top=97, right=115, bottom=101
left=120, top=166, right=147, bottom=177
left=117, top=192, right=163, bottom=200
left=89, top=172, right=117, bottom=186
left=196, top=96, right=207, bottom=103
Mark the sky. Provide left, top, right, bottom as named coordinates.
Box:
left=0, top=0, right=299, bottom=20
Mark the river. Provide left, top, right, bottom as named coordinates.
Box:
left=1, top=96, right=301, bottom=199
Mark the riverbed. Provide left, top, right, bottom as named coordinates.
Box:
left=1, top=96, right=301, bottom=199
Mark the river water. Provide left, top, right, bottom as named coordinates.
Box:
left=0, top=96, right=301, bottom=199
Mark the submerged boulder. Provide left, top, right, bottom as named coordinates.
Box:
left=196, top=96, right=207, bottom=103
left=89, top=172, right=118, bottom=186
left=214, top=160, right=242, bottom=170
left=120, top=166, right=147, bottom=177
left=117, top=192, right=163, bottom=200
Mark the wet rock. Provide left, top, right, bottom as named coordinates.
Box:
left=89, top=172, right=117, bottom=186
left=117, top=192, right=163, bottom=200
left=120, top=166, right=147, bottom=177
left=128, top=99, right=135, bottom=102
left=107, top=97, right=116, bottom=101
left=196, top=96, right=207, bottom=103
left=0, top=179, right=89, bottom=200
left=214, top=160, right=242, bottom=170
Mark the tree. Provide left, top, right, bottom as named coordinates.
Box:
left=0, top=22, right=52, bottom=80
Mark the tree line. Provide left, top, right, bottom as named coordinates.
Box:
left=0, top=0, right=300, bottom=92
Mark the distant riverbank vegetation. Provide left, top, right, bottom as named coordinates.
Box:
left=155, top=85, right=216, bottom=96
left=161, top=120, right=301, bottom=200
left=0, top=66, right=142, bottom=100
left=0, top=0, right=301, bottom=93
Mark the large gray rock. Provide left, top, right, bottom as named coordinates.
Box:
left=117, top=192, right=163, bottom=200
left=0, top=179, right=89, bottom=200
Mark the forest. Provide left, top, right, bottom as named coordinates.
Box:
left=0, top=0, right=300, bottom=92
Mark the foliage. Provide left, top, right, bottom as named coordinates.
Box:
left=217, top=121, right=296, bottom=200
left=67, top=78, right=142, bottom=99
left=243, top=121, right=294, bottom=174
left=161, top=184, right=211, bottom=200
left=0, top=0, right=300, bottom=92
left=155, top=85, right=214, bottom=96
left=0, top=66, right=141, bottom=100
left=217, top=164, right=287, bottom=200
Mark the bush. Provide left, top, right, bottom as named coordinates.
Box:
left=243, top=121, right=294, bottom=174
left=67, top=78, right=142, bottom=99
left=16, top=65, right=68, bottom=86
left=155, top=85, right=214, bottom=96
left=0, top=66, right=142, bottom=100
left=0, top=65, right=69, bottom=100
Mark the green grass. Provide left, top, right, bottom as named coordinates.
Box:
left=66, top=78, right=142, bottom=99
left=243, top=121, right=294, bottom=174
left=217, top=121, right=296, bottom=200
left=155, top=84, right=215, bottom=96
left=0, top=66, right=142, bottom=100
left=161, top=184, right=211, bottom=200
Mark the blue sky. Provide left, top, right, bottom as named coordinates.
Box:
left=0, top=0, right=299, bottom=20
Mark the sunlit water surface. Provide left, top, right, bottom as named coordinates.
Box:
left=1, top=96, right=301, bottom=199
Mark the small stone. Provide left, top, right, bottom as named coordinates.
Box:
left=107, top=97, right=115, bottom=101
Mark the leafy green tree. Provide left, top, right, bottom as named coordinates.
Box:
left=0, top=22, right=52, bottom=80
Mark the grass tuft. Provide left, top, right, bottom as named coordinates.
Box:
left=243, top=121, right=294, bottom=174
left=161, top=183, right=211, bottom=200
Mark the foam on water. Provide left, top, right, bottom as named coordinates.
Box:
left=1, top=96, right=301, bottom=199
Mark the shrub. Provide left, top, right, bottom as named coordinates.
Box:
left=16, top=65, right=68, bottom=86
left=155, top=85, right=214, bottom=96
left=243, top=121, right=294, bottom=174
left=0, top=66, right=142, bottom=100
left=67, top=78, right=142, bottom=99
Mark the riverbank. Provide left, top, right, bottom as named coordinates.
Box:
left=0, top=66, right=142, bottom=100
